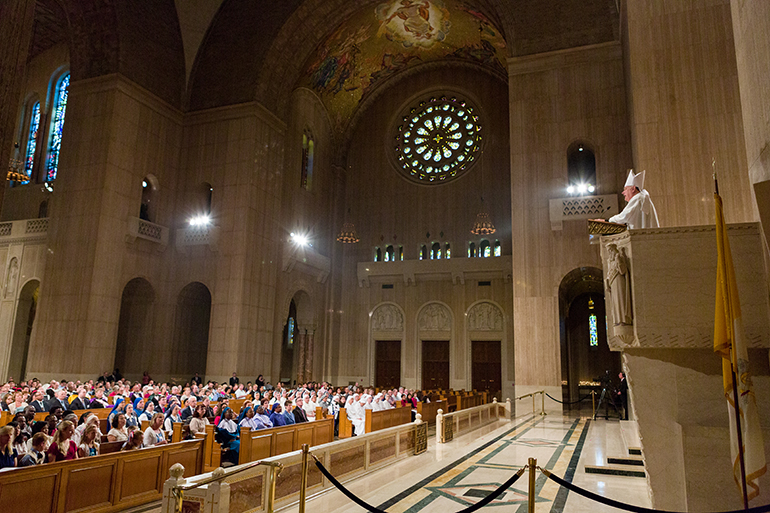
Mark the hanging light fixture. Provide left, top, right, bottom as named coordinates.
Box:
left=7, top=142, right=30, bottom=183
left=471, top=147, right=496, bottom=235
left=336, top=209, right=360, bottom=244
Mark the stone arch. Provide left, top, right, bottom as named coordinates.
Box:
left=557, top=267, right=618, bottom=406
left=6, top=279, right=40, bottom=381
left=283, top=288, right=315, bottom=384
left=171, top=282, right=212, bottom=380
left=113, top=277, right=155, bottom=381
left=416, top=301, right=453, bottom=390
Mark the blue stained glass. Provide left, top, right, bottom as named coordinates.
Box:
left=23, top=102, right=40, bottom=184
left=589, top=314, right=598, bottom=347
left=494, top=241, right=501, bottom=257
left=46, top=74, right=70, bottom=181
left=288, top=317, right=295, bottom=347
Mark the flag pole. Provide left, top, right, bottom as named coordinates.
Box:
left=714, top=157, right=749, bottom=510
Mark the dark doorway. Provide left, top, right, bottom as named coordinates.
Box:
left=472, top=340, right=501, bottom=399
left=172, top=282, right=211, bottom=378
left=375, top=340, right=401, bottom=388
left=114, top=278, right=155, bottom=379
left=422, top=340, right=450, bottom=390
left=8, top=280, right=39, bottom=381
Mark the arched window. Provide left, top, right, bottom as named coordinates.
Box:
left=480, top=239, right=491, bottom=258
left=374, top=247, right=382, bottom=262
left=420, top=244, right=427, bottom=260
left=202, top=182, right=212, bottom=215
left=398, top=245, right=404, bottom=261
left=384, top=245, right=394, bottom=262
left=494, top=240, right=501, bottom=257
left=468, top=242, right=476, bottom=258
left=22, top=101, right=40, bottom=184
left=588, top=297, right=598, bottom=348
left=287, top=316, right=295, bottom=347
left=38, top=200, right=48, bottom=218
left=566, top=141, right=596, bottom=195
left=431, top=242, right=441, bottom=260
left=301, top=130, right=314, bottom=191
left=46, top=73, right=70, bottom=181
left=445, top=242, right=451, bottom=259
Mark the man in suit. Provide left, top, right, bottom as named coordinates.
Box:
left=293, top=398, right=308, bottom=423
left=45, top=389, right=70, bottom=412
left=180, top=396, right=197, bottom=420
left=617, top=372, right=629, bottom=420
left=229, top=373, right=239, bottom=387
left=69, top=388, right=90, bottom=411
left=30, top=390, right=47, bottom=412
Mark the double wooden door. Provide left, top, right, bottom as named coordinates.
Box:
left=422, top=340, right=450, bottom=390
left=472, top=340, right=501, bottom=399
left=375, top=340, right=401, bottom=389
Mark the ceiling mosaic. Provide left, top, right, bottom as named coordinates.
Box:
left=300, top=0, right=507, bottom=132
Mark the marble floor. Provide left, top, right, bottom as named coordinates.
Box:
left=282, top=413, right=652, bottom=513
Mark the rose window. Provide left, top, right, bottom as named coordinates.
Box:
left=394, top=96, right=482, bottom=184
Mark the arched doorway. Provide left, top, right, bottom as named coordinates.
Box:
left=7, top=280, right=39, bottom=381
left=114, top=278, right=155, bottom=379
left=282, top=290, right=313, bottom=385
left=558, top=268, right=620, bottom=409
left=172, top=282, right=211, bottom=379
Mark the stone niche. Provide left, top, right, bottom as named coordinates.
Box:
left=600, top=223, right=770, bottom=511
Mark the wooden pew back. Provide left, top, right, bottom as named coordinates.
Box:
left=364, top=407, right=412, bottom=433
left=238, top=418, right=334, bottom=464
left=0, top=439, right=204, bottom=513
left=338, top=408, right=353, bottom=439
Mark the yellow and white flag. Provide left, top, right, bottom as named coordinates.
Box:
left=714, top=192, right=767, bottom=501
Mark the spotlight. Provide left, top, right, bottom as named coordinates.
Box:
left=578, top=146, right=584, bottom=152
left=577, top=183, right=588, bottom=194
left=567, top=186, right=575, bottom=194
left=189, top=215, right=211, bottom=227
left=142, top=180, right=148, bottom=188
left=291, top=232, right=309, bottom=246
left=587, top=185, right=595, bottom=193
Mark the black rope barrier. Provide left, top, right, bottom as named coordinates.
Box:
left=312, top=454, right=525, bottom=513
left=542, top=468, right=770, bottom=513
left=545, top=392, right=592, bottom=405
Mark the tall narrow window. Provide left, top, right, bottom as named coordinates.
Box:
left=301, top=131, right=314, bottom=191
left=468, top=242, right=476, bottom=258
left=46, top=73, right=70, bottom=181
left=420, top=244, right=427, bottom=260
left=374, top=247, right=382, bottom=262
left=431, top=242, right=441, bottom=260
left=567, top=141, right=596, bottom=195
left=445, top=242, right=451, bottom=259
left=480, top=239, right=491, bottom=258
left=398, top=245, right=404, bottom=261
left=23, top=102, right=40, bottom=184
left=494, top=240, right=501, bottom=257
left=287, top=317, right=295, bottom=347
left=385, top=245, right=394, bottom=262
left=588, top=298, right=598, bottom=347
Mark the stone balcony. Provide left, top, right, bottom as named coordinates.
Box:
left=357, top=255, right=512, bottom=287
left=126, top=216, right=169, bottom=249
left=549, top=193, right=620, bottom=230
left=0, top=218, right=49, bottom=242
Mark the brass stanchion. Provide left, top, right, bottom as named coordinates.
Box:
left=174, top=489, right=184, bottom=513
left=299, top=444, right=309, bottom=513
left=532, top=394, right=536, bottom=414
left=528, top=457, right=536, bottom=513
left=540, top=391, right=547, bottom=416
left=591, top=390, right=596, bottom=419
left=266, top=463, right=282, bottom=513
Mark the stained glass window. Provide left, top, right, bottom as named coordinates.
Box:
left=468, top=242, right=476, bottom=258
left=445, top=243, right=451, bottom=259
left=480, top=240, right=491, bottom=258
left=301, top=131, right=314, bottom=190
left=375, top=247, right=382, bottom=262
left=23, top=102, right=40, bottom=184
left=287, top=317, right=295, bottom=347
left=394, top=96, right=482, bottom=184
left=385, top=245, right=394, bottom=262
left=431, top=242, right=441, bottom=259
left=589, top=314, right=598, bottom=347
left=398, top=246, right=404, bottom=261
left=494, top=240, right=501, bottom=257
left=420, top=245, right=427, bottom=260
left=46, top=73, right=69, bottom=181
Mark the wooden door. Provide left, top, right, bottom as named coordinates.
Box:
left=375, top=340, right=401, bottom=388
left=472, top=341, right=502, bottom=399
left=422, top=340, right=450, bottom=390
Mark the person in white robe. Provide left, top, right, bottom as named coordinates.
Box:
left=346, top=396, right=366, bottom=436
left=607, top=169, right=659, bottom=229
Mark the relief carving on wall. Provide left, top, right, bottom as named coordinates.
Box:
left=372, top=304, right=404, bottom=331
left=418, top=303, right=451, bottom=331
left=4, top=258, right=18, bottom=299
left=467, top=302, right=503, bottom=331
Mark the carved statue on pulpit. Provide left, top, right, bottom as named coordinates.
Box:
left=605, top=244, right=632, bottom=326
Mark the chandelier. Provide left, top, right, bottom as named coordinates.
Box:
left=336, top=209, right=359, bottom=243
left=471, top=200, right=496, bottom=235
left=7, top=144, right=30, bottom=182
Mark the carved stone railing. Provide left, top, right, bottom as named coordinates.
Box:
left=599, top=223, right=770, bottom=350
left=126, top=216, right=169, bottom=248
left=357, top=255, right=512, bottom=287
left=549, top=194, right=619, bottom=230
left=0, top=217, right=49, bottom=241
left=176, top=224, right=219, bottom=251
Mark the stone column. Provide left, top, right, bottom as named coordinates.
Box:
left=0, top=0, right=36, bottom=213
left=304, top=329, right=315, bottom=383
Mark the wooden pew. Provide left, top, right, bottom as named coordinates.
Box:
left=364, top=407, right=412, bottom=433
left=338, top=408, right=353, bottom=439
left=416, top=400, right=445, bottom=424
left=0, top=438, right=204, bottom=513
left=100, top=440, right=124, bottom=454
left=194, top=424, right=221, bottom=472
left=238, top=417, right=334, bottom=464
